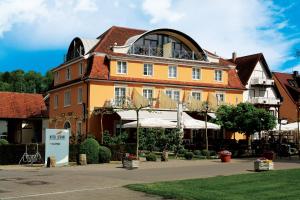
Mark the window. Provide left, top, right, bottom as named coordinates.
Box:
left=215, top=70, right=223, bottom=82
left=66, top=67, right=71, bottom=80
left=191, top=92, right=201, bottom=101
left=143, top=89, right=153, bottom=99
left=117, top=61, right=127, bottom=74
left=64, top=90, right=71, bottom=107
left=64, top=121, right=71, bottom=130
left=165, top=90, right=180, bottom=102
left=77, top=87, right=83, bottom=104
left=115, top=87, right=126, bottom=106
left=76, top=121, right=82, bottom=136
left=54, top=71, right=59, bottom=83
left=78, top=62, right=84, bottom=76
left=216, top=92, right=225, bottom=105
left=168, top=66, right=177, bottom=78
left=143, top=63, right=153, bottom=76
left=54, top=95, right=58, bottom=109
left=192, top=68, right=200, bottom=80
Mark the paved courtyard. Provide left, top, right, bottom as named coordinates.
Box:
left=0, top=158, right=300, bottom=200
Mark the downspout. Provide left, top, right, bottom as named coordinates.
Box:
left=85, top=79, right=89, bottom=138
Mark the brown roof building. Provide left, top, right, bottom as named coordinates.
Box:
left=0, top=92, right=48, bottom=143
left=273, top=71, right=300, bottom=122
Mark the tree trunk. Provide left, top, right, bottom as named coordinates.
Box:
left=100, top=113, right=104, bottom=144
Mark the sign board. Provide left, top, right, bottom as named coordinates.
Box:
left=45, top=129, right=69, bottom=166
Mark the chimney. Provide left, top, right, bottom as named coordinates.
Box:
left=293, top=71, right=299, bottom=78
left=232, top=52, right=237, bottom=62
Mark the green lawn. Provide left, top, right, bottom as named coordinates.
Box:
left=126, top=168, right=300, bottom=200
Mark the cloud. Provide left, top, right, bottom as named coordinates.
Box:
left=142, top=0, right=184, bottom=24
left=0, top=0, right=298, bottom=71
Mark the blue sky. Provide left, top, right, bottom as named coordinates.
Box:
left=0, top=0, right=299, bottom=74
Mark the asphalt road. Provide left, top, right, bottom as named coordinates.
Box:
left=0, top=158, right=300, bottom=200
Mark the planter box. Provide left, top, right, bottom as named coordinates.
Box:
left=123, top=160, right=139, bottom=169
left=254, top=160, right=274, bottom=171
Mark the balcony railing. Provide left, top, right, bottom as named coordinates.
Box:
left=248, top=97, right=280, bottom=105
left=250, top=77, right=274, bottom=86
left=128, top=46, right=204, bottom=61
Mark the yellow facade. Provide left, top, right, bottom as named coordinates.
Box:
left=110, top=60, right=228, bottom=85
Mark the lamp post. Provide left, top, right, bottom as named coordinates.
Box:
left=204, top=102, right=209, bottom=152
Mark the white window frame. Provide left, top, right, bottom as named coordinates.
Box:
left=143, top=88, right=153, bottom=100
left=117, top=61, right=127, bottom=74
left=64, top=90, right=71, bottom=107
left=143, top=63, right=153, bottom=76
left=168, top=66, right=177, bottom=78
left=54, top=95, right=58, bottom=109
left=215, top=70, right=223, bottom=82
left=66, top=67, right=71, bottom=80
left=191, top=91, right=202, bottom=101
left=192, top=67, right=201, bottom=80
left=77, top=87, right=83, bottom=104
left=78, top=62, right=84, bottom=76
left=114, top=85, right=127, bottom=106
left=216, top=91, right=225, bottom=105
left=165, top=89, right=180, bottom=102
left=76, top=121, right=82, bottom=136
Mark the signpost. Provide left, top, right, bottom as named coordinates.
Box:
left=45, top=129, right=69, bottom=167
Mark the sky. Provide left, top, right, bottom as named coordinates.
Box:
left=0, top=0, right=299, bottom=74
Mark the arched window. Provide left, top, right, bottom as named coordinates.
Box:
left=64, top=121, right=71, bottom=130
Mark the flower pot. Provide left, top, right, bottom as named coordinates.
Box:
left=123, top=160, right=139, bottom=169
left=220, top=155, right=231, bottom=162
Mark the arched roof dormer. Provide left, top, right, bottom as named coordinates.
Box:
left=66, top=37, right=99, bottom=62
left=114, top=28, right=208, bottom=61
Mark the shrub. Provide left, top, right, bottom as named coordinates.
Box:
left=79, top=138, right=100, bottom=164
left=209, top=150, right=217, bottom=156
left=0, top=139, right=9, bottom=145
left=193, top=150, right=202, bottom=156
left=184, top=152, right=194, bottom=160
left=146, top=153, right=157, bottom=161
left=201, top=150, right=210, bottom=157
left=178, top=148, right=187, bottom=155
left=99, top=146, right=111, bottom=163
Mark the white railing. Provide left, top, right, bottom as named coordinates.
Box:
left=248, top=97, right=280, bottom=105
left=250, top=77, right=274, bottom=86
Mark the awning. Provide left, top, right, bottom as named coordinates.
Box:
left=122, top=118, right=177, bottom=129
left=117, top=110, right=220, bottom=130
left=208, top=113, right=216, bottom=119
left=183, top=118, right=220, bottom=130
left=116, top=110, right=193, bottom=121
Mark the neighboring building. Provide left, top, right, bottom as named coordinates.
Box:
left=48, top=26, right=245, bottom=141
left=228, top=53, right=281, bottom=118
left=0, top=92, right=48, bottom=144
left=273, top=71, right=300, bottom=123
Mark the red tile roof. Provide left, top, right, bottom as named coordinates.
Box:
left=273, top=72, right=300, bottom=103
left=92, top=26, right=146, bottom=54
left=0, top=92, right=47, bottom=119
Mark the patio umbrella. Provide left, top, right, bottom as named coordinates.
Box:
left=122, top=118, right=177, bottom=129
left=282, top=122, right=300, bottom=131
left=183, top=118, right=220, bottom=130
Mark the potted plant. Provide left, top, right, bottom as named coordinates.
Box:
left=122, top=153, right=139, bottom=169
left=219, top=150, right=232, bottom=162
left=254, top=157, right=274, bottom=171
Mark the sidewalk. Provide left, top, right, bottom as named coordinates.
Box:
left=0, top=158, right=300, bottom=200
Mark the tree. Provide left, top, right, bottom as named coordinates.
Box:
left=215, top=103, right=277, bottom=149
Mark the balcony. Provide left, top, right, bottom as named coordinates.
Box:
left=249, top=97, right=280, bottom=105
left=128, top=46, right=204, bottom=61
left=250, top=77, right=274, bottom=86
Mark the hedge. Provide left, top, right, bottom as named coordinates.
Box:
left=108, top=143, right=136, bottom=161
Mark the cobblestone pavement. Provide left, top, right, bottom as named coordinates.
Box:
left=0, top=158, right=299, bottom=200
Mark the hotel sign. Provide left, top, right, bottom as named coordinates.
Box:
left=45, top=129, right=69, bottom=166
